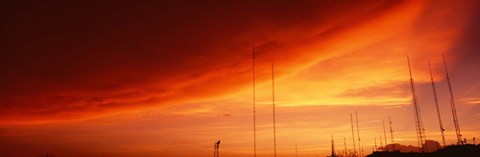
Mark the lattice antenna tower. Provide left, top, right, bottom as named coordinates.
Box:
left=272, top=62, right=277, bottom=157
left=443, top=54, right=462, bottom=145
left=428, top=60, right=446, bottom=146
left=252, top=45, right=257, bottom=157
left=407, top=56, right=426, bottom=152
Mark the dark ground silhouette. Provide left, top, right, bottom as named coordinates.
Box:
left=367, top=144, right=480, bottom=157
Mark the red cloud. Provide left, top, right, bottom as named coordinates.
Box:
left=1, top=0, right=474, bottom=124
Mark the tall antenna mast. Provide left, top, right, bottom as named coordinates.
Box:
left=428, top=60, right=446, bottom=146
left=272, top=62, right=277, bottom=157
left=383, top=119, right=388, bottom=151
left=374, top=137, right=377, bottom=152
left=331, top=135, right=336, bottom=157
left=388, top=116, right=395, bottom=151
left=344, top=137, right=347, bottom=156
left=252, top=44, right=257, bottom=157
left=443, top=54, right=462, bottom=145
left=355, top=111, right=362, bottom=157
left=380, top=136, right=383, bottom=151
left=407, top=56, right=426, bottom=152
left=214, top=140, right=221, bottom=157
left=295, top=140, right=298, bottom=157
left=350, top=113, right=357, bottom=156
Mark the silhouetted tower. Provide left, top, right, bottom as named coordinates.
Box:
left=355, top=111, right=362, bottom=157
left=380, top=136, right=383, bottom=151
left=272, top=62, right=277, bottom=157
left=252, top=44, right=257, bottom=157
left=374, top=137, right=377, bottom=152
left=295, top=140, right=298, bottom=157
left=383, top=119, right=388, bottom=151
left=388, top=116, right=395, bottom=151
left=443, top=54, right=462, bottom=145
left=344, top=137, right=347, bottom=156
left=407, top=56, right=426, bottom=151
left=428, top=60, right=447, bottom=146
left=350, top=113, right=357, bottom=156
left=214, top=140, right=221, bottom=157
left=361, top=147, right=364, bottom=157
left=330, top=135, right=336, bottom=157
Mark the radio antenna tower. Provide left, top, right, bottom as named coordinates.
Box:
left=380, top=136, right=383, bottom=151
left=214, top=140, right=221, bottom=157
left=295, top=140, right=298, bottom=157
left=350, top=113, right=357, bottom=156
left=374, top=137, right=377, bottom=152
left=388, top=116, right=395, bottom=151
left=330, top=135, right=336, bottom=157
left=272, top=62, right=277, bottom=157
left=344, top=137, right=347, bottom=156
left=443, top=54, right=462, bottom=145
left=428, top=60, right=446, bottom=146
left=383, top=119, right=388, bottom=151
left=355, top=111, right=362, bottom=157
left=407, top=56, right=426, bottom=152
left=252, top=44, right=257, bottom=157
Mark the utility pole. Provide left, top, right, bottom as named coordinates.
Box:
left=428, top=60, right=446, bottom=146
left=374, top=137, right=377, bottom=152
left=443, top=54, right=462, bottom=145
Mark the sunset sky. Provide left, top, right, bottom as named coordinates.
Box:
left=1, top=0, right=480, bottom=157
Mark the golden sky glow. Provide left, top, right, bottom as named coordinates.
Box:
left=1, top=0, right=480, bottom=157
